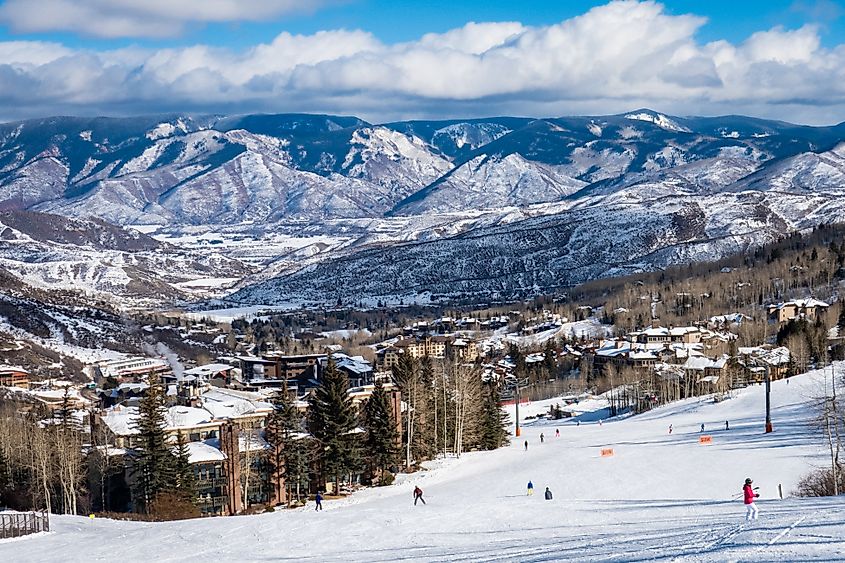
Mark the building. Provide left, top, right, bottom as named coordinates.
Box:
left=450, top=338, right=479, bottom=362
left=0, top=367, right=29, bottom=388
left=394, top=335, right=449, bottom=359
left=94, top=357, right=172, bottom=381
left=98, top=386, right=276, bottom=516
left=767, top=298, right=830, bottom=324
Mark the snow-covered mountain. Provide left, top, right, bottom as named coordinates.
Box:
left=4, top=110, right=845, bottom=306
left=0, top=211, right=250, bottom=302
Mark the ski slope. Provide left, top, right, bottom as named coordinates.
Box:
left=4, top=367, right=845, bottom=562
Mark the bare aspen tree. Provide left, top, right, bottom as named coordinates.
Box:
left=241, top=426, right=257, bottom=510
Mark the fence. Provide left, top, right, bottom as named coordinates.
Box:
left=0, top=510, right=50, bottom=539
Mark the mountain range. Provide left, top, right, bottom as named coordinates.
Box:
left=2, top=109, right=845, bottom=306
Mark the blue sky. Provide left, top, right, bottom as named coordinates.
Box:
left=2, top=1, right=843, bottom=49
left=0, top=1, right=844, bottom=123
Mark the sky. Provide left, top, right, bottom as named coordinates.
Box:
left=1, top=0, right=845, bottom=124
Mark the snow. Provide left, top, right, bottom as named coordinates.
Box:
left=186, top=441, right=226, bottom=464
left=624, top=111, right=692, bottom=133
left=6, top=366, right=845, bottom=561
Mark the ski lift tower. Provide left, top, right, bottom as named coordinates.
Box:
left=506, top=377, right=530, bottom=437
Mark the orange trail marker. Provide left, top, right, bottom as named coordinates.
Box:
left=699, top=435, right=713, bottom=445
left=600, top=448, right=614, bottom=457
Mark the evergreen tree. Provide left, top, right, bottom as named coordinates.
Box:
left=309, top=357, right=359, bottom=494
left=839, top=304, right=845, bottom=330
left=363, top=379, right=399, bottom=479
left=543, top=340, right=557, bottom=377
left=131, top=372, right=178, bottom=513
left=478, top=381, right=509, bottom=450
left=265, top=389, right=310, bottom=504
left=173, top=433, right=196, bottom=502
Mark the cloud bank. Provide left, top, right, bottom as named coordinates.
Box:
left=0, top=0, right=335, bottom=38
left=1, top=1, right=844, bottom=124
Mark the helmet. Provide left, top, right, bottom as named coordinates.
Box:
left=745, top=478, right=752, bottom=484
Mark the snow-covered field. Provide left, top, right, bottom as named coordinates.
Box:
left=4, top=367, right=845, bottom=562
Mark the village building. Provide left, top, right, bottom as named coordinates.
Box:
left=767, top=298, right=829, bottom=324
left=0, top=366, right=30, bottom=389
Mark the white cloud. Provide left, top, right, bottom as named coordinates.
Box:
left=1, top=1, right=845, bottom=123
left=0, top=0, right=334, bottom=38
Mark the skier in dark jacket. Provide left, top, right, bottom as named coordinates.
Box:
left=527, top=481, right=534, bottom=496
left=544, top=487, right=553, bottom=500
left=315, top=491, right=323, bottom=511
left=414, top=486, right=426, bottom=505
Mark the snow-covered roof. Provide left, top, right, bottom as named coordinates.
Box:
left=186, top=441, right=227, bottom=464
left=167, top=406, right=214, bottom=428
left=102, top=404, right=217, bottom=436
left=182, top=363, right=233, bottom=378
left=684, top=356, right=728, bottom=371
left=771, top=298, right=829, bottom=310
left=199, top=388, right=273, bottom=420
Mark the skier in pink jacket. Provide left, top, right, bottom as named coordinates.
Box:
left=743, top=478, right=759, bottom=521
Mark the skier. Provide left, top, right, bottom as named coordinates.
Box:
left=527, top=481, right=534, bottom=496
left=413, top=485, right=426, bottom=505
left=544, top=487, right=553, bottom=500
left=576, top=420, right=580, bottom=426
left=599, top=419, right=602, bottom=426
left=315, top=491, right=323, bottom=511
left=743, top=478, right=759, bottom=521
left=524, top=440, right=529, bottom=451
left=700, top=423, right=705, bottom=432
left=725, top=420, right=730, bottom=431
left=555, top=428, right=560, bottom=437
left=668, top=424, right=673, bottom=435
left=540, top=433, right=545, bottom=443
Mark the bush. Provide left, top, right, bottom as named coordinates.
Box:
left=379, top=472, right=395, bottom=487
left=796, top=466, right=845, bottom=497
left=148, top=491, right=201, bottom=521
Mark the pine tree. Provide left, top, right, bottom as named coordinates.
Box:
left=478, top=381, right=509, bottom=450
left=173, top=433, right=196, bottom=502
left=363, top=379, right=399, bottom=480
left=132, top=372, right=178, bottom=513
left=309, top=357, right=359, bottom=494
left=543, top=340, right=557, bottom=377
left=265, top=389, right=310, bottom=504
left=838, top=303, right=845, bottom=330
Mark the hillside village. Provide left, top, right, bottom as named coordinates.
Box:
left=0, top=224, right=843, bottom=521
left=1, top=281, right=842, bottom=518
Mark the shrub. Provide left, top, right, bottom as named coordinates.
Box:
left=379, top=472, right=395, bottom=486
left=796, top=466, right=845, bottom=497
left=148, top=491, right=201, bottom=521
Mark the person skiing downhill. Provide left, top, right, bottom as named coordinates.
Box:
left=524, top=440, right=529, bottom=451
left=725, top=420, right=730, bottom=431
left=743, top=478, right=759, bottom=521
left=413, top=486, right=426, bottom=505
left=668, top=424, right=673, bottom=435
left=700, top=423, right=705, bottom=432
left=540, top=433, right=545, bottom=443
left=555, top=428, right=560, bottom=437
left=527, top=481, right=534, bottom=496
left=544, top=487, right=553, bottom=500
left=315, top=491, right=323, bottom=511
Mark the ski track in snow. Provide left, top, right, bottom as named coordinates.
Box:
left=3, top=367, right=845, bottom=562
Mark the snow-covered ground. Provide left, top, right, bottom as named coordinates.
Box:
left=4, top=367, right=845, bottom=562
